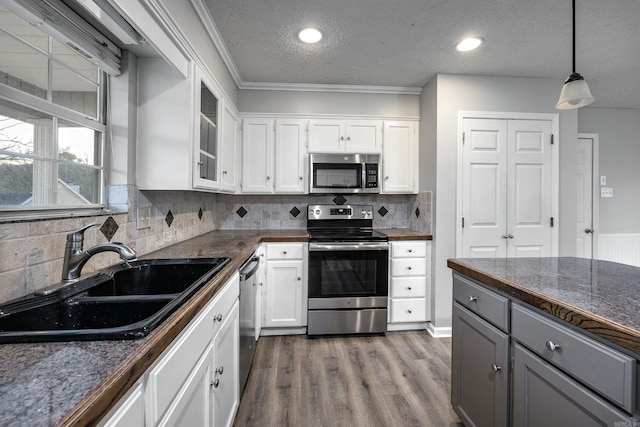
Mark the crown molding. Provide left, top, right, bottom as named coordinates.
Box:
left=189, top=0, right=243, bottom=87
left=239, top=81, right=422, bottom=95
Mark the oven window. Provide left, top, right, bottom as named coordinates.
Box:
left=308, top=251, right=388, bottom=297
left=313, top=163, right=362, bottom=189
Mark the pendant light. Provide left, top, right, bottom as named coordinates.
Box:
left=556, top=0, right=594, bottom=109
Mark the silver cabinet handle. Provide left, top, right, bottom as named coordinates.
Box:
left=407, top=309, right=412, bottom=314
left=491, top=363, right=502, bottom=373
left=545, top=340, right=561, bottom=352
left=346, top=136, right=351, bottom=141
left=283, top=251, right=287, bottom=255
left=297, top=277, right=301, bottom=281
left=502, top=234, right=514, bottom=239
left=408, top=249, right=413, bottom=253
left=216, top=366, right=224, bottom=375
left=385, top=176, right=389, bottom=180
left=340, top=136, right=344, bottom=141
left=212, top=379, right=220, bottom=388
left=469, top=296, right=477, bottom=302
left=407, top=266, right=412, bottom=270
left=299, top=176, right=303, bottom=181
left=585, top=228, right=595, bottom=234
left=407, top=286, right=412, bottom=290
left=214, top=314, right=223, bottom=322
left=266, top=176, right=271, bottom=180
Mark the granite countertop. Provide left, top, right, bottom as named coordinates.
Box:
left=0, top=229, right=307, bottom=427
left=447, top=257, right=640, bottom=356
left=378, top=228, right=432, bottom=240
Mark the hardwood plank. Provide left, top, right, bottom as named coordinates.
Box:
left=234, top=331, right=463, bottom=427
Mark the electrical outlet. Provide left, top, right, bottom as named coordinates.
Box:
left=136, top=207, right=151, bottom=230
left=600, top=176, right=607, bottom=186
left=601, top=187, right=613, bottom=198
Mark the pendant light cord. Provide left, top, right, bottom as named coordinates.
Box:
left=572, top=0, right=576, bottom=73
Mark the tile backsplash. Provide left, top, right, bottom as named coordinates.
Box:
left=0, top=187, right=431, bottom=303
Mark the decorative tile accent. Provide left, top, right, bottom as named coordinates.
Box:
left=100, top=216, right=119, bottom=241
left=165, top=210, right=174, bottom=227
left=236, top=206, right=248, bottom=218
left=415, top=207, right=421, bottom=218
left=378, top=206, right=388, bottom=217
left=198, top=208, right=203, bottom=221
left=333, top=195, right=347, bottom=205
left=290, top=206, right=301, bottom=218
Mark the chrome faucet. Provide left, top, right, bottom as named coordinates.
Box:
left=61, top=222, right=137, bottom=282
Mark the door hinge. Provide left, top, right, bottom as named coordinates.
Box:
left=550, top=217, right=554, bottom=227
left=462, top=132, right=465, bottom=145
left=551, top=134, right=554, bottom=145
left=462, top=217, right=465, bottom=228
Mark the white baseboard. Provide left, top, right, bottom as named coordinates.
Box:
left=426, top=323, right=452, bottom=338
left=260, top=327, right=307, bottom=336
left=387, top=322, right=428, bottom=332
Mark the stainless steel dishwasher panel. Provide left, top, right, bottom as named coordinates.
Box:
left=239, top=255, right=259, bottom=396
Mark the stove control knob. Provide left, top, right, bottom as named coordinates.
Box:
left=315, top=209, right=321, bottom=215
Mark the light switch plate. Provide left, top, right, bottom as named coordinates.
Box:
left=137, top=207, right=151, bottom=229
left=600, top=175, right=607, bottom=186
left=601, top=187, right=613, bottom=198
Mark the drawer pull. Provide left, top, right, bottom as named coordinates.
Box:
left=214, top=314, right=223, bottom=322
left=216, top=366, right=224, bottom=375
left=212, top=379, right=220, bottom=388
left=491, top=363, right=502, bottom=373
left=408, top=249, right=413, bottom=253
left=407, top=309, right=412, bottom=314
left=407, top=286, right=412, bottom=290
left=407, top=266, right=412, bottom=270
left=468, top=296, right=477, bottom=302
left=545, top=340, right=561, bottom=352
left=283, top=251, right=287, bottom=255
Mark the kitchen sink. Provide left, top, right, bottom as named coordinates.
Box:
left=0, top=257, right=231, bottom=343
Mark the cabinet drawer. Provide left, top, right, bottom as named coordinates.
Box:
left=391, top=258, right=427, bottom=276
left=512, top=303, right=635, bottom=412
left=147, top=272, right=239, bottom=424
left=390, top=298, right=426, bottom=323
left=390, top=276, right=426, bottom=298
left=265, top=243, right=304, bottom=260
left=391, top=241, right=427, bottom=258
left=453, top=273, right=509, bottom=332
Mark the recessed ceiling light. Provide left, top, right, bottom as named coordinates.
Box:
left=455, top=37, right=484, bottom=52
left=297, top=27, right=323, bottom=44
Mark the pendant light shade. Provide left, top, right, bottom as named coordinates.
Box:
left=556, top=0, right=594, bottom=110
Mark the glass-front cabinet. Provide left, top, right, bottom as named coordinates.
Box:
left=194, top=80, right=221, bottom=189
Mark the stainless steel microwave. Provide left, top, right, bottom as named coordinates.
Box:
left=309, top=153, right=380, bottom=194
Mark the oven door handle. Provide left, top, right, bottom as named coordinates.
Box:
left=309, top=242, right=389, bottom=251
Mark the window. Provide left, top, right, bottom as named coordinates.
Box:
left=0, top=4, right=107, bottom=214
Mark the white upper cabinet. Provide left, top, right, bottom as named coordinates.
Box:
left=241, top=118, right=306, bottom=194
left=137, top=59, right=236, bottom=193
left=382, top=121, right=418, bottom=194
left=308, top=119, right=382, bottom=153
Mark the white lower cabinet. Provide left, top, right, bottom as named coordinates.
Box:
left=261, top=243, right=308, bottom=334
left=100, top=272, right=240, bottom=427
left=388, top=240, right=430, bottom=330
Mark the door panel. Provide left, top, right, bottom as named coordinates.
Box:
left=576, top=137, right=594, bottom=258
left=462, top=119, right=508, bottom=258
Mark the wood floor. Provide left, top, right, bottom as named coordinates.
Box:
left=233, top=331, right=463, bottom=427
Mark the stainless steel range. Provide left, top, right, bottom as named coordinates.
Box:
left=307, top=204, right=389, bottom=336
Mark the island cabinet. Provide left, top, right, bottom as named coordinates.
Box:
left=261, top=242, right=308, bottom=335
left=137, top=58, right=238, bottom=193
left=307, top=119, right=382, bottom=153
left=388, top=241, right=430, bottom=330
left=451, top=273, right=510, bottom=427
left=452, top=271, right=640, bottom=427
left=99, top=273, right=240, bottom=427
left=240, top=118, right=306, bottom=194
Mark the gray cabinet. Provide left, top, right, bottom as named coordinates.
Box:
left=452, top=302, right=509, bottom=427
left=513, top=343, right=632, bottom=427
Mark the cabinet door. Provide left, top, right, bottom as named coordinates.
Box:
left=275, top=119, right=306, bottom=193
left=264, top=260, right=305, bottom=327
left=382, top=121, right=417, bottom=193
left=308, top=119, right=345, bottom=152
left=512, top=343, right=634, bottom=427
left=242, top=118, right=274, bottom=193
left=99, top=381, right=144, bottom=427
left=194, top=77, right=222, bottom=190
left=452, top=302, right=509, bottom=427
left=213, top=301, right=239, bottom=427
left=345, top=120, right=381, bottom=153
left=158, top=346, right=213, bottom=427
left=220, top=104, right=237, bottom=192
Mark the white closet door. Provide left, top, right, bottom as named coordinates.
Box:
left=461, top=117, right=554, bottom=259
left=461, top=118, right=508, bottom=258
left=507, top=119, right=553, bottom=257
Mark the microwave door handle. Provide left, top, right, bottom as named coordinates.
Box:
left=361, top=163, right=366, bottom=190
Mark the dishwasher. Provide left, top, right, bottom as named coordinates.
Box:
left=239, top=253, right=259, bottom=396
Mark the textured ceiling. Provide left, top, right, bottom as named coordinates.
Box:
left=204, top=0, right=640, bottom=109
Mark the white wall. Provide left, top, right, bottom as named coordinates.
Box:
left=425, top=73, right=578, bottom=331
left=238, top=89, right=420, bottom=117
left=578, top=107, right=640, bottom=234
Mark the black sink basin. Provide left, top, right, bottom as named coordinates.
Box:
left=0, top=257, right=231, bottom=343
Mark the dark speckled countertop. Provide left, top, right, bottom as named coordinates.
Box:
left=0, top=227, right=429, bottom=427
left=447, top=257, right=640, bottom=356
